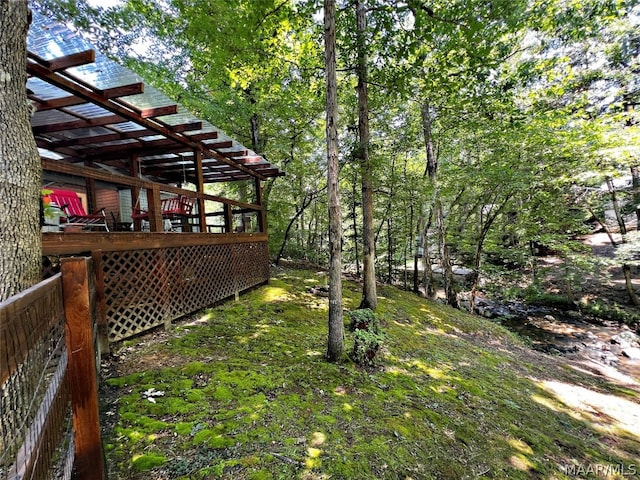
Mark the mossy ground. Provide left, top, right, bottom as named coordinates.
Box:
left=101, top=268, right=640, bottom=479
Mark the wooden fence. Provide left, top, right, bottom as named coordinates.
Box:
left=0, top=258, right=105, bottom=480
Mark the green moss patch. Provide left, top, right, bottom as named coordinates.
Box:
left=102, top=268, right=640, bottom=479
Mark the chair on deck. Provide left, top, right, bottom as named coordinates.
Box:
left=47, top=189, right=109, bottom=231
left=131, top=195, right=195, bottom=231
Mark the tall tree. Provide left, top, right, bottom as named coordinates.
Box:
left=355, top=0, right=377, bottom=310
left=324, top=0, right=344, bottom=362
left=0, top=0, right=41, bottom=301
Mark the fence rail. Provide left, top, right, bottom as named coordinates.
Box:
left=0, top=258, right=104, bottom=480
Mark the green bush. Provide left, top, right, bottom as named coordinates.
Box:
left=347, top=309, right=383, bottom=367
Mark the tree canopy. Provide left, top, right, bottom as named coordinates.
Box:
left=37, top=0, right=640, bottom=307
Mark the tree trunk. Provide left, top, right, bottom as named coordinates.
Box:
left=421, top=101, right=456, bottom=306
left=386, top=156, right=396, bottom=284
left=606, top=176, right=627, bottom=237
left=420, top=209, right=437, bottom=299
left=623, top=264, right=640, bottom=307
left=351, top=170, right=360, bottom=277
left=435, top=200, right=459, bottom=308
left=275, top=193, right=315, bottom=266
left=0, top=1, right=41, bottom=301
left=631, top=165, right=640, bottom=225
left=587, top=206, right=617, bottom=247
left=413, top=219, right=421, bottom=294
left=356, top=0, right=377, bottom=310
left=324, top=0, right=344, bottom=362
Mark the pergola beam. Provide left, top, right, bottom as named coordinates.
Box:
left=39, top=49, right=95, bottom=71
left=27, top=56, right=265, bottom=180
left=32, top=113, right=126, bottom=134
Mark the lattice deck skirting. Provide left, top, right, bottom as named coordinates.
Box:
left=101, top=242, right=269, bottom=342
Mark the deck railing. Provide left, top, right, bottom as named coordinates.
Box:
left=42, top=158, right=267, bottom=234
left=0, top=258, right=105, bottom=480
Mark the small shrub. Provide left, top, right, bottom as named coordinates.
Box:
left=347, top=309, right=383, bottom=367
left=347, top=308, right=378, bottom=332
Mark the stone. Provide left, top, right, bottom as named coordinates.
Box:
left=621, top=347, right=640, bottom=360
left=611, top=331, right=640, bottom=349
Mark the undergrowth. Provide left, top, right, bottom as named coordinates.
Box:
left=102, top=268, right=640, bottom=479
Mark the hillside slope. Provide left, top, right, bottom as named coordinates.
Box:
left=101, top=268, right=640, bottom=479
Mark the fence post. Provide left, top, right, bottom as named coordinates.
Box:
left=61, top=257, right=106, bottom=480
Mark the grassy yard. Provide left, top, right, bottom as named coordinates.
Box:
left=101, top=268, right=640, bottom=479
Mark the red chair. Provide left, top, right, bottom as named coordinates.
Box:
left=47, top=189, right=109, bottom=231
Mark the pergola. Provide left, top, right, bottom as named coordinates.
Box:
left=28, top=11, right=284, bottom=343
left=28, top=12, right=283, bottom=241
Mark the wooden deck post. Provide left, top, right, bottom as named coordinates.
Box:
left=91, top=250, right=110, bottom=356
left=61, top=257, right=106, bottom=480
left=255, top=178, right=267, bottom=234
left=224, top=203, right=233, bottom=233
left=194, top=149, right=207, bottom=232
left=147, top=185, right=163, bottom=232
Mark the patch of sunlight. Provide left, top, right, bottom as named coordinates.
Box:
left=418, top=326, right=449, bottom=337
left=184, top=312, right=213, bottom=326
left=431, top=384, right=454, bottom=394
left=305, top=447, right=322, bottom=469
left=570, top=360, right=640, bottom=388
left=310, top=302, right=329, bottom=311
left=261, top=286, right=289, bottom=302
left=311, top=432, right=326, bottom=446
left=409, top=360, right=449, bottom=378
left=403, top=411, right=412, bottom=418
left=538, top=380, right=640, bottom=438
left=307, top=447, right=322, bottom=458
left=306, top=350, right=323, bottom=357
left=386, top=365, right=412, bottom=376
left=147, top=434, right=157, bottom=441
left=249, top=412, right=260, bottom=421
left=442, top=324, right=462, bottom=335
left=392, top=320, right=413, bottom=328
left=530, top=394, right=563, bottom=413
left=342, top=403, right=353, bottom=412
left=333, top=386, right=347, bottom=396
left=128, top=431, right=144, bottom=442
left=508, top=438, right=534, bottom=455
left=509, top=454, right=535, bottom=471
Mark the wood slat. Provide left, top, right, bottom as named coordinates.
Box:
left=136, top=104, right=178, bottom=118
left=98, top=82, right=144, bottom=99
left=0, top=275, right=63, bottom=385
left=42, top=231, right=267, bottom=256
left=34, top=95, right=86, bottom=111
left=44, top=49, right=95, bottom=72
left=221, top=149, right=248, bottom=158
left=32, top=113, right=126, bottom=134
